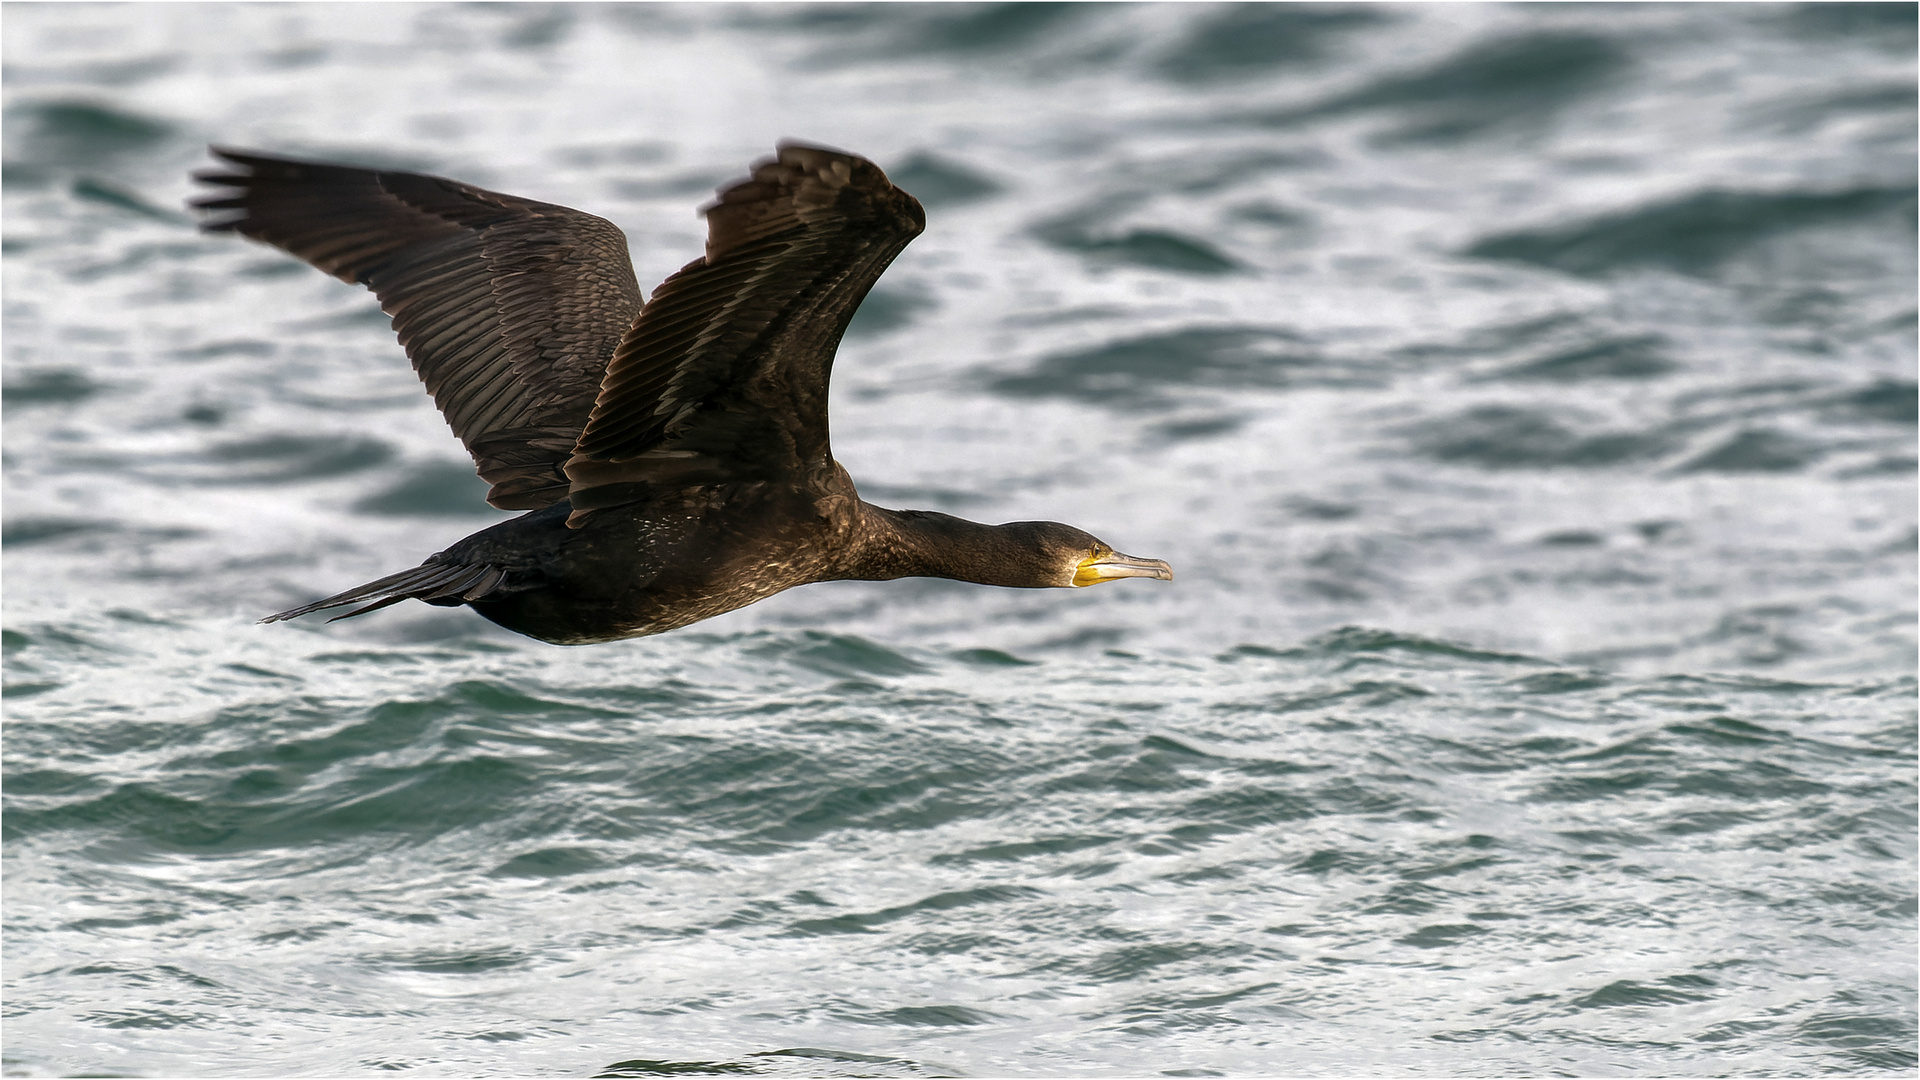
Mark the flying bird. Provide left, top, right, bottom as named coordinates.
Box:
left=191, top=142, right=1172, bottom=645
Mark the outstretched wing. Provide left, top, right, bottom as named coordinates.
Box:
left=563, top=142, right=925, bottom=521
left=192, top=148, right=644, bottom=510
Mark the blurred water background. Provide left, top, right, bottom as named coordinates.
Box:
left=3, top=3, right=1915, bottom=1076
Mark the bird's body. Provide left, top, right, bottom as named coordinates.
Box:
left=406, top=493, right=828, bottom=646
left=193, top=142, right=1170, bottom=645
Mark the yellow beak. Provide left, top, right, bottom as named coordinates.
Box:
left=1072, top=549, right=1174, bottom=587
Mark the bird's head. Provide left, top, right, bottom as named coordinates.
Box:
left=995, top=521, right=1174, bottom=589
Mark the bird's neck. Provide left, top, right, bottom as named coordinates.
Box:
left=841, top=504, right=1042, bottom=588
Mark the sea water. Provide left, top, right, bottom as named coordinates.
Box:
left=3, top=4, right=1914, bottom=1075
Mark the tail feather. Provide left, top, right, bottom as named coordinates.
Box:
left=463, top=566, right=507, bottom=600
left=421, top=564, right=496, bottom=601
left=328, top=593, right=414, bottom=623
left=261, top=561, right=506, bottom=625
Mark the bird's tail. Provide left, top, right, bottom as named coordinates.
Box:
left=261, top=561, right=508, bottom=624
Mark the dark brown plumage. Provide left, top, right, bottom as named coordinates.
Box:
left=192, top=142, right=1171, bottom=645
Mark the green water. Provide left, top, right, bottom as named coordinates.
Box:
left=3, top=3, right=1914, bottom=1075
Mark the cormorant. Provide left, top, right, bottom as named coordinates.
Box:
left=191, top=142, right=1172, bottom=645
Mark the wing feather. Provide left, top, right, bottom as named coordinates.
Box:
left=192, top=148, right=645, bottom=510
left=563, top=143, right=923, bottom=522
